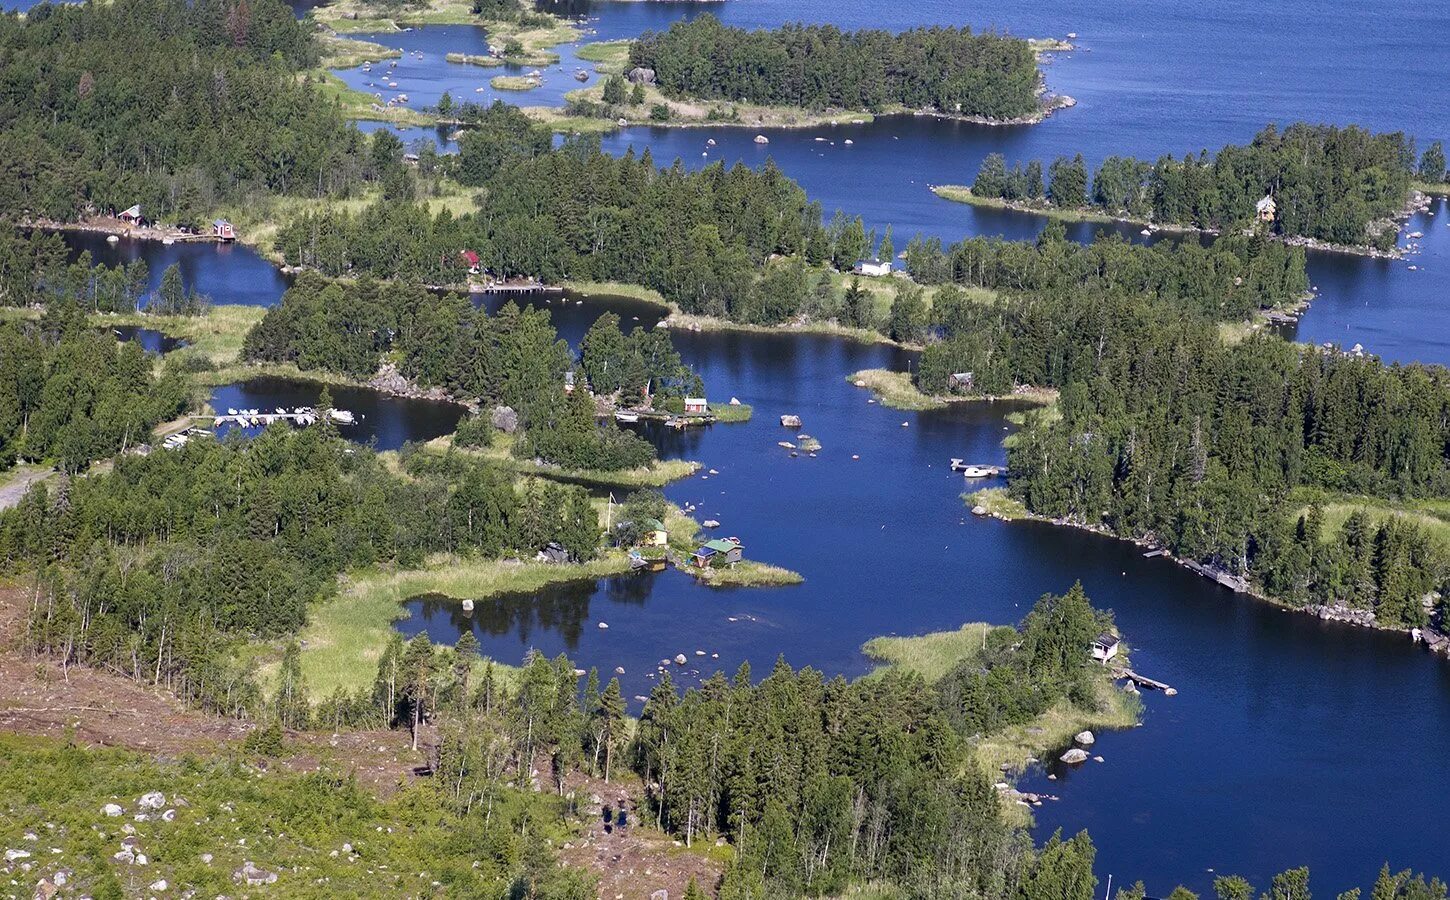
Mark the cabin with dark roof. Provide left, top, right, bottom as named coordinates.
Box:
left=1090, top=632, right=1120, bottom=663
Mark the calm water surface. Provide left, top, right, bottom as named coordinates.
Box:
left=18, top=0, right=1450, bottom=889
left=209, top=376, right=466, bottom=450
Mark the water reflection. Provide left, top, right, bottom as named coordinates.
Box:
left=208, top=376, right=466, bottom=450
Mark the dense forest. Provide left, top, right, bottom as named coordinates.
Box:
left=913, top=257, right=1450, bottom=627
left=242, top=273, right=695, bottom=470
left=969, top=124, right=1421, bottom=249
left=628, top=15, right=1043, bottom=120
left=5, top=424, right=601, bottom=712
left=0, top=309, right=186, bottom=473
left=906, top=224, right=1309, bottom=321
left=0, top=0, right=374, bottom=225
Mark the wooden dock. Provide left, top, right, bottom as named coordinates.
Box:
left=1113, top=668, right=1177, bottom=695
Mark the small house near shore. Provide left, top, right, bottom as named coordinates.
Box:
left=459, top=249, right=480, bottom=273
left=854, top=258, right=892, bottom=277
left=948, top=372, right=975, bottom=392
left=640, top=518, right=668, bottom=547
left=683, top=397, right=708, bottom=414
left=118, top=204, right=142, bottom=225
left=1255, top=194, right=1276, bottom=222
left=692, top=537, right=743, bottom=568
left=212, top=219, right=235, bottom=241
left=1090, top=632, right=1120, bottom=663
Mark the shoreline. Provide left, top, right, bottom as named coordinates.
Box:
left=931, top=185, right=1420, bottom=260
left=966, top=489, right=1450, bottom=658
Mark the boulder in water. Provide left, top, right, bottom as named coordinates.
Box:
left=1074, top=730, right=1095, bottom=745
left=1059, top=748, right=1089, bottom=764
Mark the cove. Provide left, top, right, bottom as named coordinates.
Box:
left=60, top=231, right=290, bottom=309
left=208, top=376, right=467, bottom=451
left=393, top=324, right=1450, bottom=893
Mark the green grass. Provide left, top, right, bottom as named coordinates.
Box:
left=94, top=305, right=266, bottom=369
left=1286, top=487, right=1450, bottom=551
left=1413, top=180, right=1450, bottom=196
left=687, top=560, right=803, bottom=588
left=491, top=74, right=539, bottom=91
left=306, top=70, right=435, bottom=126
left=862, top=623, right=990, bottom=683
left=964, top=487, right=1029, bottom=520
left=0, top=733, right=570, bottom=899
left=846, top=369, right=946, bottom=410
left=316, top=32, right=401, bottom=69
left=574, top=39, right=630, bottom=70
left=932, top=185, right=1117, bottom=225
left=709, top=402, right=752, bottom=423
left=427, top=432, right=702, bottom=489
left=293, top=553, right=633, bottom=698
left=446, top=51, right=504, bottom=67
left=862, top=625, right=1140, bottom=780
left=559, top=280, right=670, bottom=308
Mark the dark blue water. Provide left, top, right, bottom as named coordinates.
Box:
left=62, top=232, right=289, bottom=309
left=109, top=325, right=184, bottom=354
left=331, top=24, right=608, bottom=117
left=208, top=376, right=466, bottom=450
left=471, top=287, right=664, bottom=344
left=16, top=0, right=1450, bottom=889
left=393, top=323, right=1450, bottom=893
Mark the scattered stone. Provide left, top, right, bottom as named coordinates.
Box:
left=614, top=666, right=625, bottom=674
left=674, top=654, right=687, bottom=665
left=1093, top=755, right=1104, bottom=763
left=1059, top=748, right=1089, bottom=764
left=33, top=878, right=57, bottom=900
left=4, top=849, right=30, bottom=862
left=234, top=862, right=278, bottom=886
left=150, top=878, right=169, bottom=891
left=113, top=850, right=135, bottom=865
left=162, top=809, right=177, bottom=822
left=200, top=853, right=214, bottom=865
left=1074, top=730, right=1095, bottom=745
left=138, top=792, right=166, bottom=810
left=597, top=622, right=609, bottom=629
left=1047, top=773, right=1057, bottom=780
left=972, top=505, right=987, bottom=516
left=101, top=803, right=123, bottom=818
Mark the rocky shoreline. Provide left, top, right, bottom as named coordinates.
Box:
left=981, top=504, right=1450, bottom=658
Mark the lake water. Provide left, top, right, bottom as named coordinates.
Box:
left=61, top=232, right=290, bottom=309
left=109, top=325, right=184, bottom=354
left=208, top=376, right=466, bottom=450
left=17, top=0, right=1450, bottom=889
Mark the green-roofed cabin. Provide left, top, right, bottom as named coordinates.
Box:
left=693, top=538, right=743, bottom=567
left=641, top=518, right=668, bottom=547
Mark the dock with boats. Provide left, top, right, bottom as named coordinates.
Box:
left=201, top=406, right=358, bottom=428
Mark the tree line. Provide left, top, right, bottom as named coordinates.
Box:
left=917, top=273, right=1450, bottom=627
left=0, top=0, right=381, bottom=227
left=970, top=124, right=1426, bottom=249
left=0, top=310, right=186, bottom=474
left=4, top=424, right=601, bottom=713
left=628, top=15, right=1043, bottom=120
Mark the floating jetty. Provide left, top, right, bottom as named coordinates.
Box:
left=202, top=406, right=356, bottom=428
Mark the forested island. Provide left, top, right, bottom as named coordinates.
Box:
left=943, top=124, right=1439, bottom=253
left=5, top=0, right=1450, bottom=894
left=623, top=15, right=1062, bottom=124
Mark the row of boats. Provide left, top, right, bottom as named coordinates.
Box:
left=215, top=407, right=357, bottom=427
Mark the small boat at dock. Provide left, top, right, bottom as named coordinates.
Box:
left=614, top=411, right=639, bottom=423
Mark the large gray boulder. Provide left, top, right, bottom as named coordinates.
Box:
left=1074, top=730, right=1095, bottom=745
left=491, top=405, right=519, bottom=434
left=1059, top=748, right=1089, bottom=764
left=627, top=67, right=656, bottom=85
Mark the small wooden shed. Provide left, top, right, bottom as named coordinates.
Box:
left=1090, top=632, right=1120, bottom=663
